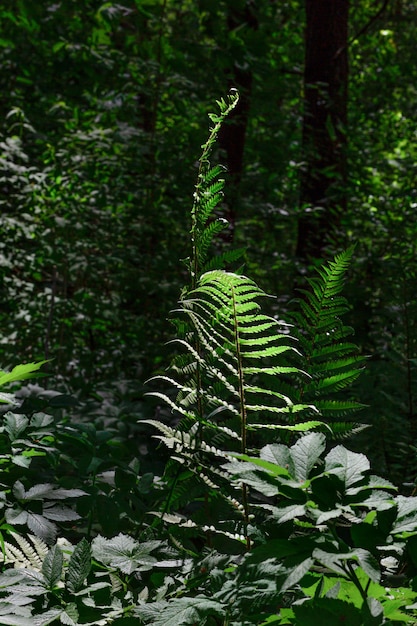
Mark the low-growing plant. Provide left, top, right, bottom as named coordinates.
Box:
left=0, top=531, right=179, bottom=625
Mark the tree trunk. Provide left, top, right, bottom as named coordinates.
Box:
left=297, top=0, right=349, bottom=259
left=219, top=1, right=258, bottom=241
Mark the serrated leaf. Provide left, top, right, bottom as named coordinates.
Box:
left=227, top=453, right=291, bottom=478
left=13, top=481, right=27, bottom=499
left=0, top=617, right=34, bottom=626
left=92, top=533, right=159, bottom=574
left=67, top=538, right=91, bottom=593
left=273, top=504, right=307, bottom=523
left=280, top=557, right=315, bottom=593
left=325, top=445, right=370, bottom=487
left=42, top=506, right=80, bottom=522
left=60, top=603, right=78, bottom=626
left=42, top=545, right=63, bottom=588
left=355, top=550, right=381, bottom=583
left=136, top=597, right=225, bottom=626
left=223, top=464, right=280, bottom=497
left=293, top=597, right=362, bottom=624
left=27, top=513, right=57, bottom=544
left=41, top=488, right=87, bottom=500
left=5, top=508, right=28, bottom=525
left=4, top=413, right=29, bottom=439
left=0, top=361, right=48, bottom=387
left=24, top=484, right=58, bottom=500
left=0, top=392, right=18, bottom=404
left=33, top=609, right=63, bottom=626
left=391, top=496, right=417, bottom=534
left=260, top=443, right=292, bottom=470
left=313, top=547, right=380, bottom=583
left=290, top=432, right=326, bottom=481
left=12, top=455, right=32, bottom=468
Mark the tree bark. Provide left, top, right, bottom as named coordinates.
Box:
left=219, top=1, right=258, bottom=240
left=297, top=0, right=349, bottom=259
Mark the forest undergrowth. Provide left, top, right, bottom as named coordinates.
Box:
left=1, top=93, right=417, bottom=626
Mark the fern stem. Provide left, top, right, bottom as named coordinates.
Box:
left=231, top=284, right=251, bottom=550
left=345, top=561, right=368, bottom=601
left=190, top=90, right=239, bottom=290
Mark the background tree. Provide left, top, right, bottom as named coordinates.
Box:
left=296, top=0, right=349, bottom=259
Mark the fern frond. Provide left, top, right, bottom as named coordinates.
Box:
left=203, top=247, right=245, bottom=273
left=3, top=533, right=48, bottom=570
left=149, top=268, right=323, bottom=540
left=190, top=89, right=240, bottom=289
left=290, top=247, right=365, bottom=433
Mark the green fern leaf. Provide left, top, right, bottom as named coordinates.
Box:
left=290, top=247, right=365, bottom=432
left=5, top=533, right=48, bottom=569
left=204, top=164, right=226, bottom=184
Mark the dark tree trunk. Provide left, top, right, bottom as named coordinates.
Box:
left=297, top=0, right=349, bottom=259
left=218, top=1, right=258, bottom=240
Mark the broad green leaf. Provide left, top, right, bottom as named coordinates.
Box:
left=60, top=603, right=78, bottom=626
left=313, top=548, right=380, bottom=583
left=0, top=617, right=34, bottom=626
left=67, top=538, right=91, bottom=593
left=224, top=463, right=281, bottom=497
left=355, top=556, right=381, bottom=584
left=136, top=597, right=225, bottom=626
left=293, top=597, right=363, bottom=625
left=92, top=534, right=160, bottom=574
left=325, top=445, right=370, bottom=488
left=27, top=514, right=56, bottom=544
left=43, top=506, right=80, bottom=522
left=4, top=413, right=29, bottom=440
left=0, top=392, right=18, bottom=405
left=272, top=504, right=307, bottom=524
left=280, top=557, right=315, bottom=593
left=228, top=453, right=291, bottom=477
left=391, top=495, right=417, bottom=534
left=5, top=508, right=28, bottom=525
left=0, top=361, right=48, bottom=387
left=12, top=455, right=36, bottom=468
left=33, top=609, right=63, bottom=626
left=290, top=432, right=326, bottom=481
left=42, top=545, right=63, bottom=588
left=260, top=443, right=292, bottom=471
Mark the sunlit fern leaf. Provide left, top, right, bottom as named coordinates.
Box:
left=147, top=270, right=325, bottom=534
left=188, top=90, right=245, bottom=288
left=2, top=533, right=48, bottom=570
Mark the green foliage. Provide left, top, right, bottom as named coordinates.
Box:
left=2, top=61, right=417, bottom=626
left=136, top=433, right=417, bottom=625
left=289, top=247, right=367, bottom=435
left=0, top=531, right=176, bottom=625
left=189, top=89, right=243, bottom=285
left=146, top=98, right=332, bottom=548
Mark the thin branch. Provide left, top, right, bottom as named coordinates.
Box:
left=335, top=0, right=391, bottom=59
